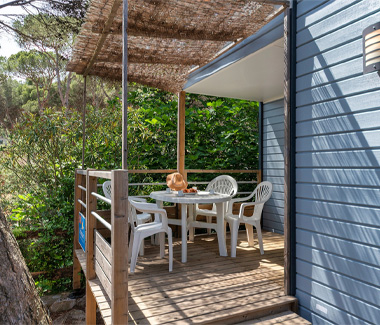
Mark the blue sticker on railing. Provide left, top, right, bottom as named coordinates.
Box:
left=79, top=212, right=86, bottom=252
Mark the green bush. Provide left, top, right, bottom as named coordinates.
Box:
left=0, top=86, right=258, bottom=293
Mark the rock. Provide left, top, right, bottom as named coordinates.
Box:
left=53, top=309, right=85, bottom=325
left=50, top=298, right=76, bottom=313
left=41, top=294, right=62, bottom=308
left=76, top=295, right=86, bottom=309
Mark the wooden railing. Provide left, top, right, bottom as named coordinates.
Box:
left=127, top=169, right=261, bottom=195
left=73, top=169, right=128, bottom=324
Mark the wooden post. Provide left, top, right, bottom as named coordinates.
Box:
left=111, top=170, right=129, bottom=324
left=258, top=102, right=264, bottom=185
left=82, top=76, right=87, bottom=169
left=177, top=91, right=186, bottom=180
left=284, top=3, right=296, bottom=297
left=85, top=170, right=97, bottom=324
left=122, top=0, right=128, bottom=170
left=73, top=170, right=83, bottom=289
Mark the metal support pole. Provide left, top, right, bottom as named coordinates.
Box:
left=122, top=0, right=128, bottom=170
left=82, top=76, right=87, bottom=169
left=177, top=91, right=186, bottom=180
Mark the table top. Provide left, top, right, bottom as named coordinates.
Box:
left=150, top=191, right=231, bottom=204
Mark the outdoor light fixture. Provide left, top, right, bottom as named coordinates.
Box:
left=363, top=22, right=380, bottom=74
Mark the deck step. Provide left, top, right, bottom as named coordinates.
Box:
left=204, top=296, right=298, bottom=325
left=236, top=310, right=311, bottom=324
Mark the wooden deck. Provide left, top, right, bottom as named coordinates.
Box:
left=75, top=230, right=304, bottom=324
left=127, top=230, right=296, bottom=324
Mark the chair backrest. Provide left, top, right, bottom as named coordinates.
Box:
left=128, top=198, right=168, bottom=229
left=102, top=180, right=112, bottom=200
left=250, top=181, right=273, bottom=220
left=205, top=175, right=238, bottom=197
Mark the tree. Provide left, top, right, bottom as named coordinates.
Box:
left=0, top=208, right=51, bottom=324
left=0, top=0, right=88, bottom=35
left=7, top=50, right=56, bottom=110
left=13, top=14, right=77, bottom=107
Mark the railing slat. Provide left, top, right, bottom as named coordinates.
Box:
left=95, top=261, right=112, bottom=299
left=186, top=169, right=259, bottom=173
left=78, top=199, right=87, bottom=209
left=88, top=170, right=112, bottom=179
left=91, top=192, right=112, bottom=205
left=78, top=185, right=87, bottom=192
left=92, top=212, right=112, bottom=231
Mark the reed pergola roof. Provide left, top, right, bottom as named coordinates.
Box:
left=67, top=0, right=288, bottom=93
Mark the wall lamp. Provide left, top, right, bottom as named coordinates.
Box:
left=363, top=22, right=380, bottom=74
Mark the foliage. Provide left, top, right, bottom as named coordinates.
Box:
left=7, top=50, right=56, bottom=110
left=0, top=85, right=259, bottom=293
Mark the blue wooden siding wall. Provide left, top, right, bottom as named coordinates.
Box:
left=295, top=0, right=380, bottom=323
left=262, top=99, right=284, bottom=234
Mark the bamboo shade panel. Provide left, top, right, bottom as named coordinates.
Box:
left=67, top=0, right=287, bottom=93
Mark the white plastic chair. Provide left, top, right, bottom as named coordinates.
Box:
left=193, top=175, right=238, bottom=236
left=102, top=181, right=153, bottom=255
left=224, top=181, right=272, bottom=257
left=128, top=198, right=173, bottom=273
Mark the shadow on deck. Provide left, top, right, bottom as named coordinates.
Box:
left=128, top=230, right=295, bottom=324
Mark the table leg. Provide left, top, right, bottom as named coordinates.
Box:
left=216, top=202, right=228, bottom=257
left=188, top=204, right=195, bottom=242
left=154, top=200, right=164, bottom=245
left=181, top=203, right=188, bottom=263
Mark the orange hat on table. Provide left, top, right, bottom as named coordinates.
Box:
left=166, top=172, right=188, bottom=191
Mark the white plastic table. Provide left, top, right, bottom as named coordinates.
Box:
left=150, top=191, right=231, bottom=263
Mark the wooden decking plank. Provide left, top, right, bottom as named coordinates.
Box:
left=129, top=258, right=284, bottom=289
left=129, top=273, right=283, bottom=307
left=145, top=292, right=290, bottom=324
left=237, top=311, right=304, bottom=324
left=181, top=296, right=298, bottom=325
left=129, top=285, right=283, bottom=320
left=128, top=263, right=284, bottom=293
left=256, top=310, right=310, bottom=324
left=128, top=275, right=283, bottom=312
left=87, top=277, right=112, bottom=322
left=75, top=249, right=87, bottom=275
left=130, top=248, right=284, bottom=280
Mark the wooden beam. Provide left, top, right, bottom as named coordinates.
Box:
left=73, top=171, right=85, bottom=290
left=283, top=2, right=296, bottom=296
left=185, top=169, right=259, bottom=174
left=86, top=170, right=98, bottom=324
left=122, top=0, right=128, bottom=170
left=177, top=91, right=186, bottom=180
left=111, top=170, right=129, bottom=324
left=86, top=171, right=97, bottom=280
left=86, top=282, right=97, bottom=325
left=82, top=0, right=123, bottom=76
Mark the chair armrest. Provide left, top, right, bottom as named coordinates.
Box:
left=130, top=197, right=147, bottom=203
left=238, top=200, right=268, bottom=218
left=226, top=195, right=253, bottom=214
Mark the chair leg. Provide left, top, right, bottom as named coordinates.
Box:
left=254, top=220, right=264, bottom=255
left=139, top=237, right=145, bottom=256
left=130, top=232, right=141, bottom=274
left=151, top=235, right=155, bottom=245
left=167, top=228, right=173, bottom=272
left=230, top=220, right=239, bottom=258
left=207, top=216, right=212, bottom=235
left=128, top=230, right=134, bottom=262
left=246, top=224, right=255, bottom=246
left=159, top=232, right=165, bottom=258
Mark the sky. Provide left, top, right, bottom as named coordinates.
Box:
left=0, top=1, right=26, bottom=58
